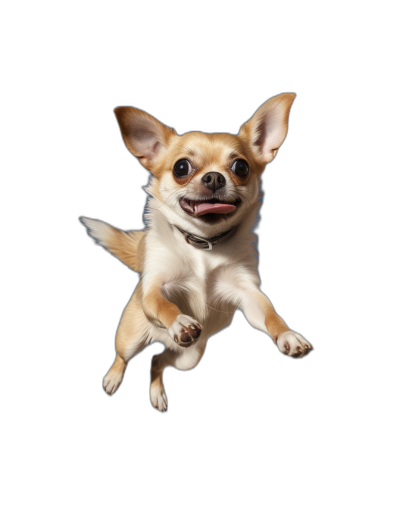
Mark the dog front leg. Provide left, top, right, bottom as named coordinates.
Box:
left=224, top=282, right=312, bottom=358
left=141, top=276, right=202, bottom=347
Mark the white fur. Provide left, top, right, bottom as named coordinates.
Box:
left=277, top=331, right=312, bottom=357
left=103, top=370, right=123, bottom=395
left=150, top=383, right=168, bottom=412
left=80, top=217, right=113, bottom=247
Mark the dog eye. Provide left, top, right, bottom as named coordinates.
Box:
left=231, top=159, right=249, bottom=177
left=173, top=159, right=192, bottom=178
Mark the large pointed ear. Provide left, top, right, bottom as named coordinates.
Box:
left=238, top=93, right=296, bottom=164
left=114, top=107, right=177, bottom=170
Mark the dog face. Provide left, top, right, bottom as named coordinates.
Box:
left=114, top=94, right=295, bottom=231
left=150, top=131, right=263, bottom=229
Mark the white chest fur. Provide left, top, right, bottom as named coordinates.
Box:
left=143, top=207, right=261, bottom=344
left=148, top=231, right=229, bottom=324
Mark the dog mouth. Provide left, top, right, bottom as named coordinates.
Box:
left=179, top=197, right=241, bottom=217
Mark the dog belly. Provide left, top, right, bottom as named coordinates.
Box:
left=201, top=305, right=235, bottom=337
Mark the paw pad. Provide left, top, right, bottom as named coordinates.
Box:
left=169, top=315, right=202, bottom=347
left=277, top=331, right=313, bottom=359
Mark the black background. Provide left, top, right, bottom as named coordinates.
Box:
left=56, top=60, right=350, bottom=444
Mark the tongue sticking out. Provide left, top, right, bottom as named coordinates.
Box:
left=196, top=202, right=237, bottom=216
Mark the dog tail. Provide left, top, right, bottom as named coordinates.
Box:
left=79, top=217, right=146, bottom=273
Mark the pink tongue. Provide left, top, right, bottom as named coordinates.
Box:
left=196, top=203, right=236, bottom=215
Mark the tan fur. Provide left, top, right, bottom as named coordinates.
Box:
left=78, top=217, right=146, bottom=273
left=150, top=131, right=266, bottom=181
left=103, top=355, right=127, bottom=395
left=249, top=288, right=291, bottom=342
left=107, top=228, right=146, bottom=272
left=81, top=93, right=312, bottom=412
left=141, top=281, right=182, bottom=329
left=114, top=282, right=151, bottom=360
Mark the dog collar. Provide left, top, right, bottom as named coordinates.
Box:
left=174, top=226, right=234, bottom=250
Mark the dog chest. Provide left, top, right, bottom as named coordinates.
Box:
left=160, top=249, right=236, bottom=335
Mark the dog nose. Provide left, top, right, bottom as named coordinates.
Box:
left=201, top=172, right=226, bottom=191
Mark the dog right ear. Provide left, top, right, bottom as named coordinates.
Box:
left=114, top=107, right=177, bottom=171
left=238, top=93, right=296, bottom=164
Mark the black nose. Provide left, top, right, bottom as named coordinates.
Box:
left=201, top=172, right=226, bottom=191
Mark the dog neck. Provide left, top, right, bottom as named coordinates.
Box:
left=173, top=225, right=235, bottom=250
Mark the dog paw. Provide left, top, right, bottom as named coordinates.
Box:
left=277, top=331, right=313, bottom=358
left=168, top=314, right=202, bottom=347
left=103, top=371, right=124, bottom=394
left=150, top=383, right=168, bottom=412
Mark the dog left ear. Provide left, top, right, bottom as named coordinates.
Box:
left=238, top=93, right=296, bottom=163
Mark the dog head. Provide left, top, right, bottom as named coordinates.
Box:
left=114, top=93, right=295, bottom=233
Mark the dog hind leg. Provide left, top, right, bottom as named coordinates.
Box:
left=103, top=284, right=151, bottom=395
left=150, top=342, right=207, bottom=412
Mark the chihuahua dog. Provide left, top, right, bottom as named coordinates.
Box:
left=80, top=93, right=312, bottom=412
